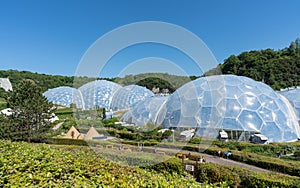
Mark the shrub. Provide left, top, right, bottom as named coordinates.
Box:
left=145, top=157, right=185, bottom=175
left=195, top=163, right=240, bottom=187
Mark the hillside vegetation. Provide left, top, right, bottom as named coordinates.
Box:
left=220, top=38, right=300, bottom=90
left=0, top=70, right=195, bottom=93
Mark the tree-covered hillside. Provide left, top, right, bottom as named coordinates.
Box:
left=220, top=38, right=300, bottom=90
left=0, top=70, right=196, bottom=93
left=0, top=70, right=113, bottom=92
left=115, top=73, right=196, bottom=92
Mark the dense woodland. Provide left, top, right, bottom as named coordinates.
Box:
left=220, top=38, right=300, bottom=90
left=0, top=70, right=195, bottom=93
left=1, top=38, right=300, bottom=93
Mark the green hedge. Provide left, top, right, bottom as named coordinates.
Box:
left=196, top=163, right=300, bottom=188
left=144, top=157, right=186, bottom=175
left=35, top=138, right=88, bottom=146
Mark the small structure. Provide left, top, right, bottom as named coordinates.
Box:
left=105, top=111, right=114, bottom=119
left=249, top=134, right=268, bottom=144
left=180, top=129, right=195, bottom=141
left=218, top=130, right=228, bottom=141
left=158, top=129, right=169, bottom=134
left=47, top=113, right=59, bottom=123
left=0, top=108, right=12, bottom=116
left=53, top=122, right=64, bottom=131
left=84, top=126, right=102, bottom=140
left=64, top=126, right=85, bottom=139
left=0, top=78, right=13, bottom=91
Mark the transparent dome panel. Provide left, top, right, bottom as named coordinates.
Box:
left=121, top=96, right=167, bottom=126
left=43, top=86, right=84, bottom=108
left=111, top=85, right=154, bottom=111
left=79, top=80, right=121, bottom=110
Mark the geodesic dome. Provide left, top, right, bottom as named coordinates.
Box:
left=78, top=80, right=121, bottom=110
left=43, top=86, right=84, bottom=108
left=279, top=87, right=300, bottom=123
left=121, top=96, right=168, bottom=126
left=110, top=85, right=154, bottom=111
left=157, top=75, right=300, bottom=142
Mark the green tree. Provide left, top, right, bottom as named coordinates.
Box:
left=102, top=108, right=106, bottom=120
left=295, top=38, right=300, bottom=49
left=6, top=80, right=54, bottom=142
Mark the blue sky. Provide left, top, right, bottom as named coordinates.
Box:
left=0, top=0, right=300, bottom=78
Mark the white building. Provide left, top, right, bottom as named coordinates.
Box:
left=0, top=78, right=13, bottom=91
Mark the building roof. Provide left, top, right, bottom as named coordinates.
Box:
left=64, top=126, right=85, bottom=139
left=84, top=127, right=101, bottom=140
left=0, top=78, right=13, bottom=91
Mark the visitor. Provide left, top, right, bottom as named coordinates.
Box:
left=277, top=152, right=281, bottom=158
left=218, top=150, right=221, bottom=157
left=224, top=151, right=232, bottom=159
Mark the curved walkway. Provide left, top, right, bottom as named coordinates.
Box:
left=147, top=146, right=284, bottom=174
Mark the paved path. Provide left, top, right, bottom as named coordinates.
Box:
left=193, top=152, right=271, bottom=173
left=144, top=146, right=281, bottom=174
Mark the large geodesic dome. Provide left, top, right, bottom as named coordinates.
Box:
left=156, top=75, right=225, bottom=129
left=157, top=75, right=300, bottom=142
left=43, top=86, right=84, bottom=108
left=121, top=96, right=168, bottom=126
left=279, top=87, right=300, bottom=123
left=78, top=80, right=122, bottom=110
left=110, top=85, right=154, bottom=111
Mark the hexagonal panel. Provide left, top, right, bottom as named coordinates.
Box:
left=257, top=106, right=275, bottom=122
left=238, top=93, right=261, bottom=111
left=225, top=99, right=242, bottom=118
left=260, top=122, right=282, bottom=142
left=238, top=110, right=263, bottom=132
left=222, top=118, right=243, bottom=130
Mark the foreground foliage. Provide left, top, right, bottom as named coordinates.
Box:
left=0, top=140, right=199, bottom=187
